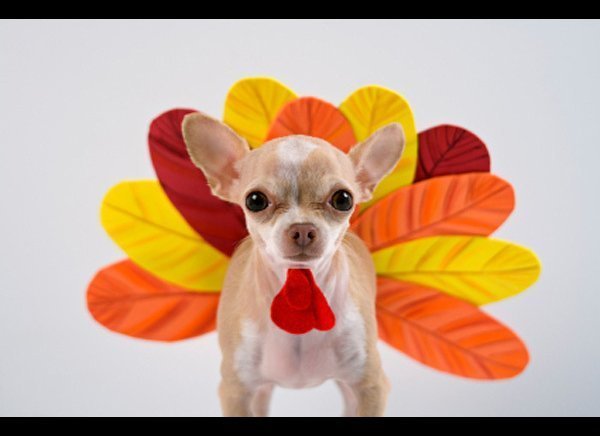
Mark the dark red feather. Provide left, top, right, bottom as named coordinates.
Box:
left=415, top=125, right=491, bottom=182
left=148, top=109, right=248, bottom=256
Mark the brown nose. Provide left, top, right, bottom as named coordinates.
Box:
left=288, top=223, right=318, bottom=248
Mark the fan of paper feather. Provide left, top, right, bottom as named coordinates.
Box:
left=87, top=77, right=541, bottom=380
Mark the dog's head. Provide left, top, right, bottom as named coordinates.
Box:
left=183, top=113, right=404, bottom=269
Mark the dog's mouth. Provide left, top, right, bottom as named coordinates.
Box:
left=284, top=253, right=320, bottom=262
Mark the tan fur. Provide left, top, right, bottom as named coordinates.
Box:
left=182, top=113, right=404, bottom=417
left=217, top=232, right=389, bottom=416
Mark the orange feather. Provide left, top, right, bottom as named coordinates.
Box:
left=87, top=260, right=219, bottom=342
left=376, top=278, right=529, bottom=379
left=351, top=173, right=515, bottom=252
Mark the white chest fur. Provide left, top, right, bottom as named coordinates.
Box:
left=234, top=263, right=367, bottom=390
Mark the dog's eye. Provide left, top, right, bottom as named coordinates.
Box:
left=330, top=190, right=353, bottom=211
left=245, top=191, right=269, bottom=212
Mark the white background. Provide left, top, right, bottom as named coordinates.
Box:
left=1, top=19, right=599, bottom=416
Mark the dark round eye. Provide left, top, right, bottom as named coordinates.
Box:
left=245, top=191, right=269, bottom=212
left=330, top=190, right=353, bottom=211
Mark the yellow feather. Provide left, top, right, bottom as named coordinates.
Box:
left=100, top=181, right=228, bottom=292
left=339, top=85, right=418, bottom=209
left=372, top=236, right=541, bottom=305
left=223, top=77, right=297, bottom=148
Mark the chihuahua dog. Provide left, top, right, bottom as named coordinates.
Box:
left=182, top=113, right=405, bottom=417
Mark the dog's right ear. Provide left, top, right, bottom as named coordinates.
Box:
left=182, top=112, right=250, bottom=201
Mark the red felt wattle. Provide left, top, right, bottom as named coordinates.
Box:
left=271, top=269, right=336, bottom=334
left=148, top=109, right=248, bottom=256
left=283, top=270, right=312, bottom=310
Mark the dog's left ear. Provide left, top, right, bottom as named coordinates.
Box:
left=348, top=123, right=405, bottom=202
left=182, top=112, right=250, bottom=202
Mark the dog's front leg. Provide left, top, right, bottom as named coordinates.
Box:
left=337, top=377, right=388, bottom=417
left=336, top=380, right=358, bottom=416
left=218, top=376, right=253, bottom=416
left=219, top=355, right=273, bottom=417
left=219, top=379, right=274, bottom=416
left=218, top=356, right=256, bottom=417
left=349, top=369, right=390, bottom=417
left=354, top=380, right=388, bottom=416
left=250, top=383, right=274, bottom=417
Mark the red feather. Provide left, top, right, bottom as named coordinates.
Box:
left=415, top=125, right=491, bottom=182
left=148, top=109, right=248, bottom=256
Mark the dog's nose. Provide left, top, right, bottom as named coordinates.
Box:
left=288, top=223, right=318, bottom=248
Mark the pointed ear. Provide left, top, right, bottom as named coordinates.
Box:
left=348, top=123, right=405, bottom=202
left=182, top=112, right=250, bottom=201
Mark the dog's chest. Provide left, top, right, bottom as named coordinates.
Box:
left=235, top=281, right=367, bottom=389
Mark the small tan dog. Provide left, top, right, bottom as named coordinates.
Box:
left=182, top=113, right=405, bottom=417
